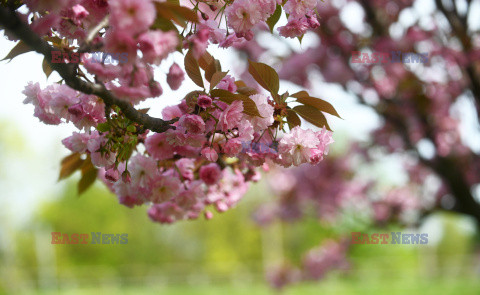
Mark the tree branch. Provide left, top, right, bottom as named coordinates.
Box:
left=435, top=0, right=480, bottom=121
left=0, top=6, right=175, bottom=133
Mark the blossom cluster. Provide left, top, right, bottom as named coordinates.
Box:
left=7, top=0, right=337, bottom=225
left=23, top=70, right=334, bottom=225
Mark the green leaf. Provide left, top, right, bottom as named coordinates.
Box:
left=297, top=34, right=304, bottom=44
left=126, top=125, right=136, bottom=133
left=151, top=17, right=178, bottom=32
left=58, top=153, right=84, bottom=181
left=291, top=91, right=341, bottom=118
left=2, top=41, right=32, bottom=61
left=266, top=5, right=282, bottom=33
left=209, top=71, right=228, bottom=90
left=96, top=122, right=110, bottom=132
left=248, top=59, right=279, bottom=96
left=42, top=58, right=53, bottom=79
left=184, top=49, right=204, bottom=88
left=210, top=89, right=261, bottom=117
left=293, top=105, right=331, bottom=130
left=286, top=109, right=301, bottom=130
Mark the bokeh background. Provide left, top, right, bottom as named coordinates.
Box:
left=1, top=0, right=480, bottom=294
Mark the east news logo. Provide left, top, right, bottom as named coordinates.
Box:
left=351, top=51, right=429, bottom=64
left=351, top=232, right=428, bottom=245
left=51, top=232, right=128, bottom=244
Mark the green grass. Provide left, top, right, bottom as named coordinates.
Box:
left=15, top=276, right=480, bottom=295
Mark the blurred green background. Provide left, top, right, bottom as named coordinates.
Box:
left=0, top=119, right=480, bottom=294
left=1, top=178, right=480, bottom=294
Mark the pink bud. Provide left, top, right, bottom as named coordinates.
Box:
left=105, top=168, right=119, bottom=182
left=68, top=103, right=84, bottom=117
left=149, top=81, right=163, bottom=97
left=204, top=210, right=213, bottom=220
left=309, top=149, right=323, bottom=165
left=197, top=94, right=212, bottom=108
left=199, top=163, right=222, bottom=185
left=306, top=14, right=320, bottom=29
left=122, top=170, right=132, bottom=183
left=201, top=147, right=218, bottom=162
left=167, top=63, right=185, bottom=90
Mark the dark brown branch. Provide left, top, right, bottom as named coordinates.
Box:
left=0, top=6, right=175, bottom=133
left=435, top=0, right=480, bottom=121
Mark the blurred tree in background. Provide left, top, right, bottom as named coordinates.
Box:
left=230, top=0, right=480, bottom=288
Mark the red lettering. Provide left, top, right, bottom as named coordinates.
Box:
left=51, top=232, right=62, bottom=244
left=351, top=232, right=362, bottom=244
left=51, top=51, right=62, bottom=63
left=361, top=53, right=371, bottom=63
left=351, top=51, right=361, bottom=63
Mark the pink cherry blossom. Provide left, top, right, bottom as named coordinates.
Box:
left=138, top=30, right=179, bottom=65
left=178, top=114, right=206, bottom=134
left=245, top=94, right=274, bottom=131
left=129, top=154, right=158, bottom=188
left=226, top=0, right=263, bottom=35
left=278, top=18, right=309, bottom=38
left=278, top=126, right=320, bottom=166
left=284, top=0, right=317, bottom=18
left=145, top=133, right=175, bottom=161
left=197, top=94, right=213, bottom=108
left=103, top=29, right=137, bottom=60
left=201, top=147, right=218, bottom=162
left=166, top=63, right=185, bottom=90
left=216, top=75, right=237, bottom=93
left=219, top=100, right=244, bottom=131
left=109, top=0, right=156, bottom=35
left=149, top=173, right=183, bottom=203
left=199, top=163, right=222, bottom=185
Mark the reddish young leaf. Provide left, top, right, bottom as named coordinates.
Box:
left=234, top=80, right=248, bottom=88
left=2, top=40, right=32, bottom=61
left=293, top=105, right=332, bottom=131
left=291, top=91, right=342, bottom=118
left=210, top=71, right=228, bottom=90
left=58, top=153, right=84, bottom=180
left=236, top=86, right=258, bottom=96
left=198, top=51, right=214, bottom=71
left=286, top=109, right=301, bottom=130
left=205, top=59, right=222, bottom=82
left=154, top=2, right=198, bottom=27
left=248, top=60, right=280, bottom=95
left=184, top=49, right=204, bottom=88
left=42, top=58, right=53, bottom=79
left=78, top=160, right=98, bottom=195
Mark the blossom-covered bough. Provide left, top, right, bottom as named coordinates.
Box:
left=0, top=0, right=339, bottom=224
